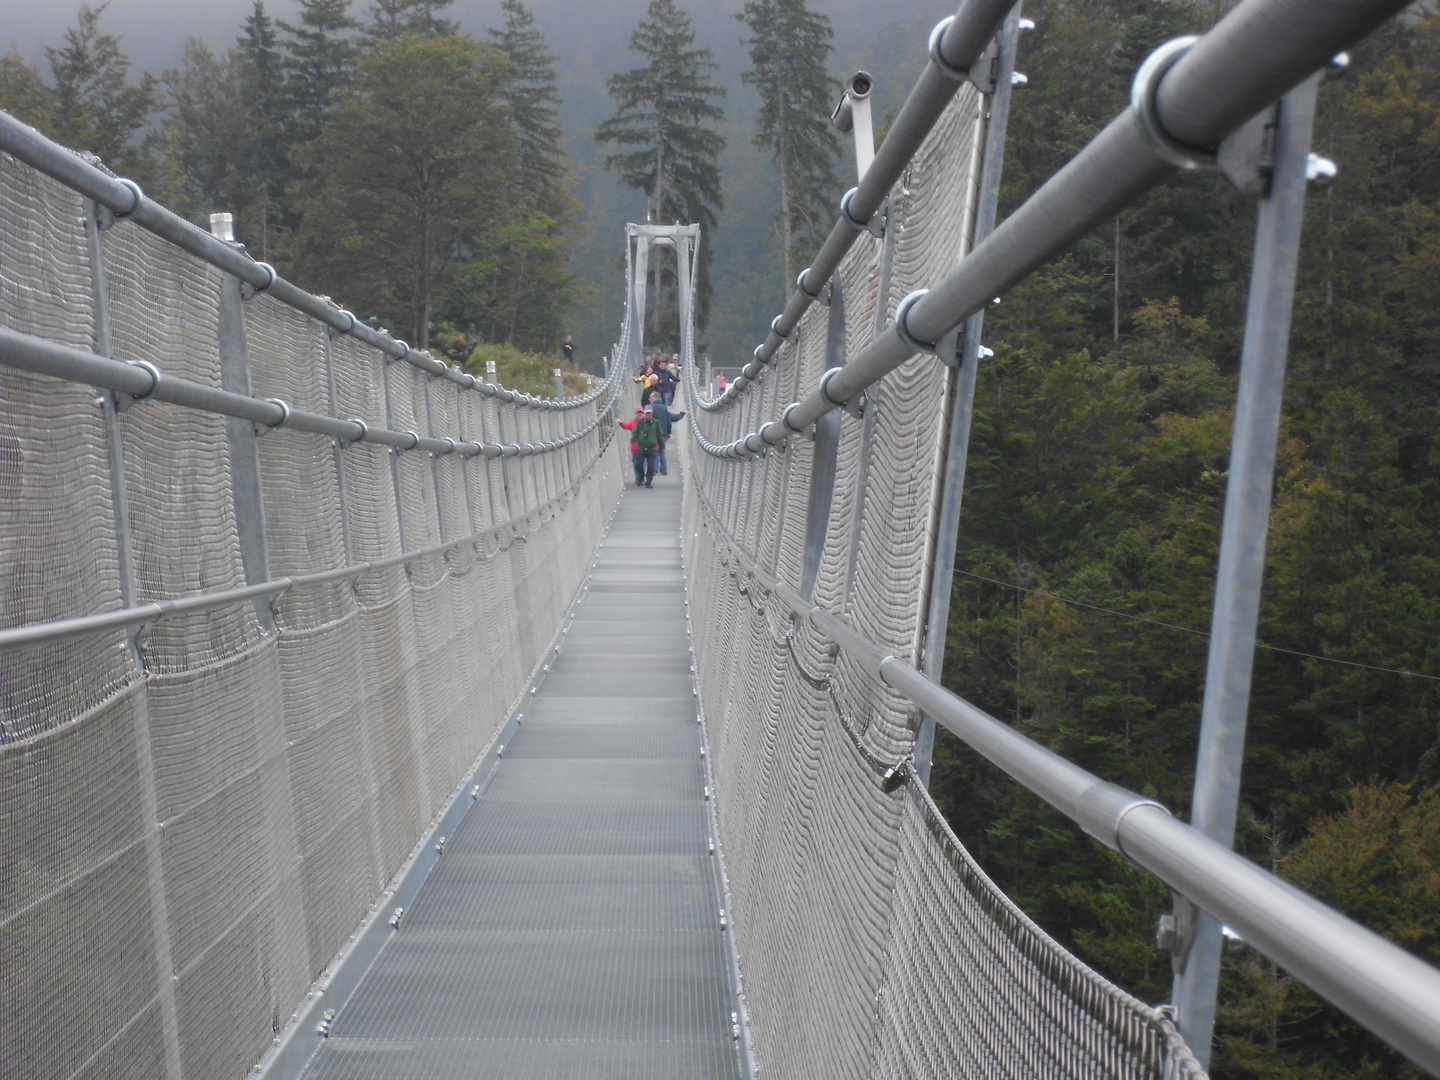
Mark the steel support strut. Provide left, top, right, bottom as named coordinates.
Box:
left=915, top=3, right=1025, bottom=786
left=217, top=266, right=276, bottom=631
left=1171, top=72, right=1322, bottom=1069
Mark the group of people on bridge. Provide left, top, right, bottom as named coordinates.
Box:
left=633, top=352, right=680, bottom=405
left=619, top=354, right=685, bottom=487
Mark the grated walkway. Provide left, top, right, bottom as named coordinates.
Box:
left=301, top=469, right=740, bottom=1079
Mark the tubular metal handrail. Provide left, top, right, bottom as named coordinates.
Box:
left=694, top=0, right=1014, bottom=413
left=686, top=466, right=1440, bottom=1077
left=0, top=325, right=619, bottom=459
left=0, top=110, right=604, bottom=412
left=694, top=0, right=1411, bottom=457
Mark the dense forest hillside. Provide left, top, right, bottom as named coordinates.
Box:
left=929, top=3, right=1440, bottom=1076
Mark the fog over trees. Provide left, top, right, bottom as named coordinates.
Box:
left=0, top=0, right=939, bottom=366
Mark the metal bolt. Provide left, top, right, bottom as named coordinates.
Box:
left=1306, top=153, right=1338, bottom=187
left=1156, top=913, right=1179, bottom=951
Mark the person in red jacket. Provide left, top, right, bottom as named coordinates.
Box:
left=617, top=407, right=645, bottom=486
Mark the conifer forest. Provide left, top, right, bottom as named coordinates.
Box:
left=3, top=0, right=1440, bottom=1075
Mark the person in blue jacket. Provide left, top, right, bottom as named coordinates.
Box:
left=652, top=357, right=680, bottom=405
left=648, top=390, right=685, bottom=475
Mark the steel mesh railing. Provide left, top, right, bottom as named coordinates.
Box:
left=0, top=141, right=627, bottom=1080
left=677, top=0, right=1440, bottom=1077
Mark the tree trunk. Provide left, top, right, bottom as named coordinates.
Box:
left=417, top=202, right=432, bottom=351
left=1112, top=215, right=1121, bottom=343
left=651, top=130, right=665, bottom=344
left=778, top=86, right=794, bottom=302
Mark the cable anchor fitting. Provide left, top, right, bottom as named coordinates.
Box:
left=840, top=188, right=885, bottom=238
left=125, top=359, right=163, bottom=403
left=1131, top=38, right=1218, bottom=172
left=112, top=178, right=145, bottom=220
left=241, top=261, right=277, bottom=302
left=259, top=398, right=291, bottom=434
left=893, top=290, right=939, bottom=355
left=927, top=16, right=970, bottom=82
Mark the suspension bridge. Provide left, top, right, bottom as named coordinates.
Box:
left=2, top=0, right=1439, bottom=1078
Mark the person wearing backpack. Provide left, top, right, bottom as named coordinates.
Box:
left=632, top=404, right=665, bottom=488
left=648, top=390, right=685, bottom=475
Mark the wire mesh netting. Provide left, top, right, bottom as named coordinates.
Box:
left=0, top=150, right=624, bottom=1080
left=680, top=87, right=1206, bottom=1079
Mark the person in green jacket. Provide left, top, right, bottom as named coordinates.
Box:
left=633, top=404, right=665, bottom=488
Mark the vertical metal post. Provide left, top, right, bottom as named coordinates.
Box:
left=422, top=376, right=445, bottom=541
left=476, top=389, right=500, bottom=529
left=555, top=368, right=565, bottom=401
left=381, top=354, right=407, bottom=551
left=84, top=200, right=137, bottom=614
left=455, top=384, right=477, bottom=536
left=738, top=369, right=764, bottom=552
left=632, top=232, right=650, bottom=372
left=217, top=266, right=275, bottom=632
left=540, top=407, right=557, bottom=505
left=1172, top=72, right=1323, bottom=1070
left=321, top=326, right=354, bottom=565
left=840, top=195, right=898, bottom=613
left=769, top=325, right=801, bottom=579
left=511, top=407, right=529, bottom=514
left=801, top=279, right=846, bottom=601
left=916, top=5, right=1024, bottom=785
left=677, top=228, right=696, bottom=360
left=486, top=360, right=514, bottom=524
left=86, top=199, right=183, bottom=1080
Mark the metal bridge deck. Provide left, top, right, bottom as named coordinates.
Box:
left=301, top=472, right=740, bottom=1079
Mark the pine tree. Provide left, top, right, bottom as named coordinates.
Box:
left=482, top=0, right=577, bottom=349
left=0, top=50, right=52, bottom=128
left=360, top=0, right=458, bottom=43
left=235, top=2, right=289, bottom=256
left=299, top=35, right=511, bottom=351
left=488, top=0, right=564, bottom=198
left=45, top=3, right=155, bottom=172
left=163, top=41, right=249, bottom=219
left=595, top=0, right=725, bottom=338
left=738, top=0, right=841, bottom=294
left=278, top=0, right=357, bottom=145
